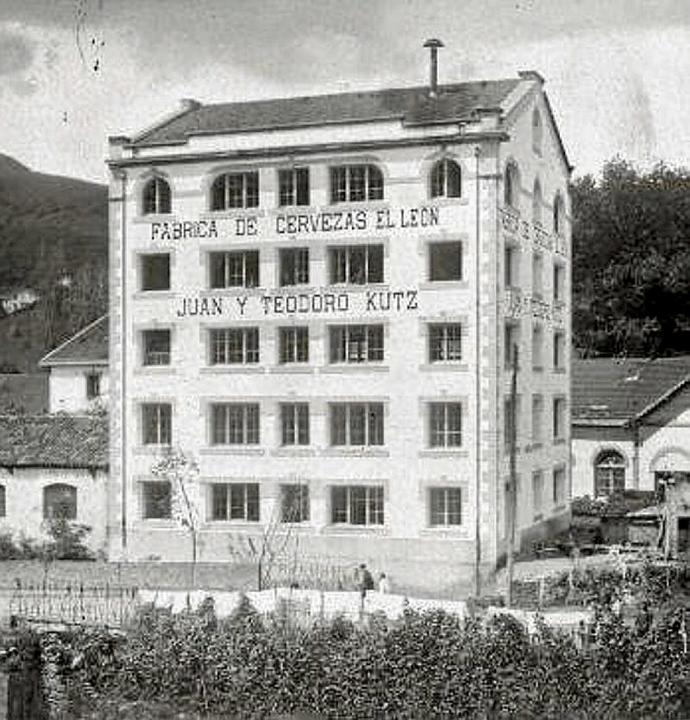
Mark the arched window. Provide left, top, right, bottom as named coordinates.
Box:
left=553, top=193, right=565, bottom=235
left=532, top=178, right=542, bottom=225
left=142, top=177, right=171, bottom=215
left=532, top=108, right=543, bottom=154
left=430, top=159, right=462, bottom=198
left=43, top=483, right=77, bottom=520
left=504, top=162, right=520, bottom=209
left=594, top=450, right=625, bottom=497
left=0, top=484, right=5, bottom=517
left=211, top=171, right=259, bottom=210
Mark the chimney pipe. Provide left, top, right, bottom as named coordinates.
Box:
left=423, top=38, right=444, bottom=97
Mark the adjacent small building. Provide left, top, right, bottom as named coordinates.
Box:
left=0, top=413, right=109, bottom=553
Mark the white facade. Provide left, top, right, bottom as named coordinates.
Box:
left=108, top=73, right=571, bottom=593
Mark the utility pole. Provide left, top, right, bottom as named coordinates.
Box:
left=505, top=345, right=519, bottom=608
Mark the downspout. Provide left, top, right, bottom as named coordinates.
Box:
left=119, top=170, right=128, bottom=552
left=474, top=146, right=482, bottom=597
left=632, top=420, right=641, bottom=489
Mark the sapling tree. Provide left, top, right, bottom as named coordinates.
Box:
left=151, top=447, right=201, bottom=587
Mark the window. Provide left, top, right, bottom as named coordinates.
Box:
left=142, top=177, right=171, bottom=215
left=532, top=325, right=544, bottom=370
left=531, top=394, right=543, bottom=445
left=278, top=168, right=309, bottom=206
left=429, top=487, right=462, bottom=526
left=0, top=484, right=4, bottom=517
left=532, top=253, right=543, bottom=297
left=504, top=245, right=519, bottom=287
left=430, top=159, right=462, bottom=198
left=86, top=373, right=101, bottom=400
left=330, top=403, right=384, bottom=446
left=429, top=242, right=463, bottom=281
left=504, top=162, right=520, bottom=208
left=141, top=254, right=170, bottom=291
left=210, top=251, right=259, bottom=288
left=504, top=323, right=519, bottom=370
left=209, top=328, right=259, bottom=365
left=595, top=451, right=626, bottom=497
left=328, top=245, right=383, bottom=284
left=278, top=326, right=309, bottom=364
left=281, top=484, right=310, bottom=523
left=429, top=402, right=462, bottom=448
left=331, top=485, right=384, bottom=525
left=532, top=179, right=542, bottom=225
left=553, top=467, right=567, bottom=506
left=553, top=397, right=566, bottom=441
left=553, top=264, right=565, bottom=303
left=43, top=483, right=77, bottom=520
left=210, top=483, right=259, bottom=521
left=553, top=193, right=565, bottom=235
left=429, top=323, right=462, bottom=362
left=279, top=248, right=309, bottom=286
left=210, top=172, right=259, bottom=210
left=142, top=403, right=172, bottom=445
left=532, top=109, right=542, bottom=154
left=330, top=165, right=383, bottom=203
left=532, top=471, right=544, bottom=518
left=211, top=403, right=260, bottom=445
left=143, top=329, right=171, bottom=366
left=329, top=325, right=384, bottom=363
left=553, top=331, right=565, bottom=371
left=142, top=481, right=171, bottom=519
left=280, top=403, right=310, bottom=446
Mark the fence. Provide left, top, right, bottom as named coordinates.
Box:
left=8, top=579, right=139, bottom=629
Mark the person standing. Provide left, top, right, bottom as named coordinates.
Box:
left=378, top=572, right=391, bottom=594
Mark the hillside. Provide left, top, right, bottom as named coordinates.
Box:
left=0, top=153, right=107, bottom=289
left=0, top=154, right=107, bottom=394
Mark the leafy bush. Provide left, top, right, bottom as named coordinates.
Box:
left=40, top=584, right=690, bottom=720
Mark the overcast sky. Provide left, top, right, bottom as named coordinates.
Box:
left=1, top=0, right=688, bottom=183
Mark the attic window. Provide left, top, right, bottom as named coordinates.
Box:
left=532, top=108, right=543, bottom=155
left=143, top=177, right=171, bottom=215
left=330, top=165, right=383, bottom=203
left=430, top=159, right=461, bottom=198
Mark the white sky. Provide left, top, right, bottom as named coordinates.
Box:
left=1, top=0, right=688, bottom=183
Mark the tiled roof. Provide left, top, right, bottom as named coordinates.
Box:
left=572, top=356, right=690, bottom=423
left=0, top=414, right=108, bottom=469
left=130, top=79, right=521, bottom=146
left=39, top=315, right=108, bottom=366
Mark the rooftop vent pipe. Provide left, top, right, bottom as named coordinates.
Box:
left=423, top=38, right=444, bottom=97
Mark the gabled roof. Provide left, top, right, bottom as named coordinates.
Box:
left=128, top=78, right=522, bottom=147
left=39, top=315, right=108, bottom=367
left=572, top=356, right=690, bottom=424
left=0, top=414, right=108, bottom=469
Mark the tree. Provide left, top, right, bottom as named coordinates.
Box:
left=571, top=158, right=690, bottom=356
left=150, top=448, right=201, bottom=587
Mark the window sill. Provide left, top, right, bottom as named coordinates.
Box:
left=270, top=448, right=317, bottom=458
left=419, top=363, right=468, bottom=372
left=322, top=525, right=390, bottom=536
left=321, top=448, right=389, bottom=458
left=134, top=366, right=175, bottom=375
left=419, top=280, right=468, bottom=290
left=200, top=287, right=267, bottom=297
left=267, top=365, right=315, bottom=374
left=326, top=282, right=389, bottom=291
left=132, top=291, right=175, bottom=300
left=133, top=519, right=176, bottom=529
left=320, top=364, right=389, bottom=374
left=132, top=445, right=172, bottom=456
left=419, top=527, right=468, bottom=539
left=199, top=208, right=267, bottom=220
left=200, top=447, right=265, bottom=457
left=418, top=449, right=468, bottom=458
left=200, top=520, right=261, bottom=530
left=200, top=366, right=266, bottom=375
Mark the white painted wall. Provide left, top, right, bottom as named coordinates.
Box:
left=48, top=365, right=109, bottom=414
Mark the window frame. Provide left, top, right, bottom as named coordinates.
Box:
left=430, top=158, right=462, bottom=199
left=330, top=164, right=384, bottom=203
left=594, top=450, right=626, bottom=497
left=553, top=467, right=567, bottom=506
left=328, top=324, right=384, bottom=364
left=209, top=250, right=260, bottom=289
left=532, top=178, right=543, bottom=225
left=428, top=487, right=462, bottom=527
left=553, top=331, right=565, bottom=371
left=552, top=397, right=566, bottom=441
left=142, top=176, right=172, bottom=215
left=328, top=244, right=384, bottom=285
left=531, top=394, right=544, bottom=446
left=278, top=326, right=309, bottom=364
left=86, top=372, right=101, bottom=400
left=210, top=171, right=259, bottom=210
left=330, top=485, right=384, bottom=526
left=210, top=403, right=260, bottom=445
left=141, top=480, right=171, bottom=520
left=141, top=403, right=172, bottom=445
left=428, top=323, right=463, bottom=363
left=532, top=470, right=544, bottom=518
left=209, top=327, right=260, bottom=365
left=504, top=162, right=520, bottom=209
left=280, top=402, right=310, bottom=446
left=210, top=483, right=260, bottom=522
left=278, top=167, right=310, bottom=207
left=279, top=247, right=310, bottom=286
left=428, top=402, right=463, bottom=448
left=140, top=253, right=171, bottom=292
left=142, top=329, right=171, bottom=366
left=429, top=241, right=463, bottom=282
left=280, top=484, right=310, bottom=523
left=329, top=402, right=384, bottom=447
left=43, top=483, right=77, bottom=520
